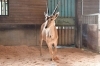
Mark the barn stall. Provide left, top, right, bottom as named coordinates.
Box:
left=81, top=13, right=100, bottom=53
left=0, top=0, right=100, bottom=66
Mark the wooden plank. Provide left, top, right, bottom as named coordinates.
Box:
left=0, top=0, right=46, bottom=24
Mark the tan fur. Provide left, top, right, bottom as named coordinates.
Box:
left=40, top=12, right=59, bottom=61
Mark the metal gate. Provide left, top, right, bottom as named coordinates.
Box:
left=48, top=0, right=75, bottom=17
left=57, top=25, right=75, bottom=46
left=0, top=24, right=75, bottom=46
left=47, top=0, right=76, bottom=46
left=81, top=14, right=100, bottom=53
left=34, top=25, right=75, bottom=46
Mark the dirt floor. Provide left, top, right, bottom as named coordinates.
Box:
left=0, top=45, right=100, bottom=66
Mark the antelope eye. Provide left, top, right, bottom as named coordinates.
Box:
left=47, top=17, right=49, bottom=20
left=45, top=26, right=47, bottom=28
left=51, top=19, right=53, bottom=20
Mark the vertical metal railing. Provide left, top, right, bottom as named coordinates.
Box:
left=0, top=0, right=8, bottom=15
left=35, top=25, right=75, bottom=46
left=57, top=25, right=75, bottom=46
left=1, top=0, right=2, bottom=15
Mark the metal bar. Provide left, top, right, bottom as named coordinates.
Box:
left=7, top=0, right=8, bottom=15
left=0, top=0, right=1, bottom=15
left=55, top=0, right=57, bottom=9
left=67, top=26, right=69, bottom=45
left=72, top=0, right=75, bottom=17
left=71, top=26, right=73, bottom=44
left=88, top=16, right=91, bottom=24
left=66, top=26, right=68, bottom=45
left=99, top=0, right=100, bottom=12
left=47, top=0, right=49, bottom=14
left=60, top=0, right=62, bottom=17
left=57, top=26, right=59, bottom=45
left=35, top=24, right=37, bottom=46
left=68, top=26, right=70, bottom=45
left=65, top=0, right=67, bottom=17
left=49, top=0, right=52, bottom=15
left=71, top=0, right=73, bottom=17
left=65, top=26, right=67, bottom=45
left=70, top=26, right=72, bottom=44
left=1, top=0, right=2, bottom=15
left=69, top=0, right=71, bottom=17
left=72, top=26, right=75, bottom=44
left=60, top=26, right=62, bottom=45
left=68, top=0, right=72, bottom=17
left=70, top=0, right=72, bottom=17
left=61, top=26, right=63, bottom=45
left=67, top=0, right=69, bottom=17
left=82, top=0, right=83, bottom=15
left=50, top=0, right=52, bottom=14
left=58, top=26, right=59, bottom=45
left=4, top=0, right=6, bottom=15
left=61, top=0, right=64, bottom=17
left=64, top=0, right=65, bottom=17
left=52, top=0, right=54, bottom=14
left=62, top=26, right=65, bottom=45
left=80, top=23, right=82, bottom=48
left=58, top=26, right=61, bottom=45
left=72, top=26, right=74, bottom=44
left=59, top=0, right=61, bottom=16
left=94, top=16, right=96, bottom=24
left=64, top=26, right=66, bottom=45
left=94, top=16, right=95, bottom=24
left=57, top=25, right=76, bottom=46
left=52, top=0, right=60, bottom=15
left=74, top=0, right=78, bottom=47
left=69, top=26, right=70, bottom=45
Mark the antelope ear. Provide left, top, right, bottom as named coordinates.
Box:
left=44, top=12, right=46, bottom=15
left=57, top=12, right=59, bottom=15
left=47, top=16, right=50, bottom=20
left=55, top=12, right=59, bottom=18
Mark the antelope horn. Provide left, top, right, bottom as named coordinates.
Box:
left=46, top=2, right=49, bottom=15
left=52, top=1, right=60, bottom=15
left=44, top=2, right=49, bottom=21
left=44, top=2, right=49, bottom=16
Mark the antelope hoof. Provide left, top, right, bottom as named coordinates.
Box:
left=53, top=56, right=59, bottom=60
left=40, top=53, right=43, bottom=56
left=50, top=58, right=53, bottom=61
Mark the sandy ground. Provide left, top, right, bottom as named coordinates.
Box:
left=0, top=45, right=100, bottom=66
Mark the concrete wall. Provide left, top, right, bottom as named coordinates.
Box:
left=0, top=24, right=40, bottom=46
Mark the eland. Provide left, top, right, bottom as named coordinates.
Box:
left=40, top=2, right=60, bottom=61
